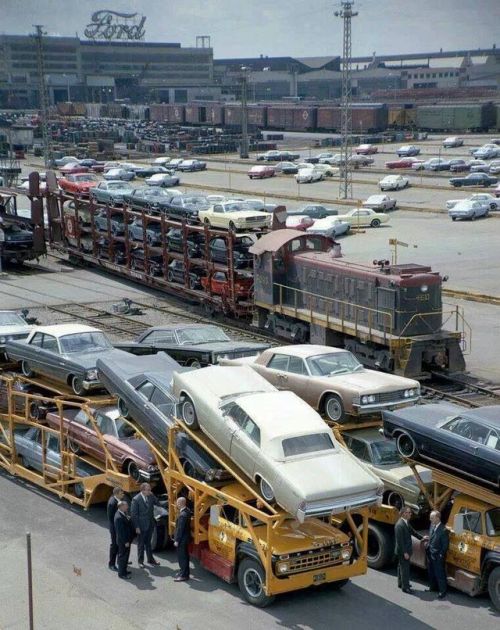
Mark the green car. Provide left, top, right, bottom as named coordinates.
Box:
left=90, top=180, right=134, bottom=206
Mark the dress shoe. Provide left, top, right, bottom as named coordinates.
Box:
left=148, top=559, right=160, bottom=566
left=402, top=588, right=414, bottom=594
left=438, top=592, right=446, bottom=600
left=119, top=575, right=132, bottom=580
left=174, top=576, right=188, bottom=582
left=108, top=565, right=118, bottom=572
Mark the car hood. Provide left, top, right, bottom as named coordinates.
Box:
left=177, top=342, right=269, bottom=354
left=225, top=211, right=268, bottom=219
left=0, top=325, right=32, bottom=337
left=313, top=369, right=417, bottom=392
left=383, top=402, right=462, bottom=429
left=62, top=348, right=130, bottom=369
left=115, top=436, right=155, bottom=465
left=375, top=463, right=432, bottom=488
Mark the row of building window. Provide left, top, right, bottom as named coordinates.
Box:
left=408, top=71, right=460, bottom=79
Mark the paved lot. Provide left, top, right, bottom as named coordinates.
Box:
left=0, top=472, right=498, bottom=630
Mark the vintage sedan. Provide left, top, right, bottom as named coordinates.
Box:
left=442, top=136, right=464, bottom=148
left=306, top=217, right=351, bottom=238
left=130, top=249, right=163, bottom=276
left=59, top=173, right=99, bottom=196
left=383, top=403, right=500, bottom=491
left=103, top=168, right=135, bottom=182
left=248, top=165, right=275, bottom=179
left=342, top=428, right=432, bottom=513
left=55, top=155, right=80, bottom=167
left=135, top=165, right=170, bottom=178
left=199, top=202, right=271, bottom=230
left=385, top=157, right=423, bottom=169
left=177, top=159, right=207, bottom=172
left=330, top=208, right=389, bottom=228
left=379, top=175, right=409, bottom=191
left=167, top=260, right=202, bottom=289
left=94, top=210, right=129, bottom=235
left=312, top=163, right=340, bottom=177
left=59, top=162, right=88, bottom=175
left=362, top=194, right=397, bottom=211
left=201, top=272, right=254, bottom=301
left=220, top=345, right=420, bottom=423
left=0, top=310, right=33, bottom=357
left=448, top=200, right=488, bottom=221
left=116, top=324, right=269, bottom=368
left=128, top=217, right=162, bottom=245
left=449, top=173, right=498, bottom=188
left=96, top=352, right=230, bottom=482
left=396, top=145, right=420, bottom=157
left=145, top=173, right=180, bottom=187
left=287, top=205, right=338, bottom=219
left=285, top=215, right=315, bottom=231
left=123, top=187, right=178, bottom=213
left=446, top=193, right=499, bottom=212
left=209, top=236, right=254, bottom=268
left=173, top=365, right=383, bottom=520
left=295, top=166, right=324, bottom=184
left=45, top=405, right=159, bottom=482
left=166, top=228, right=204, bottom=257
left=6, top=324, right=129, bottom=395
left=90, top=181, right=133, bottom=205
left=165, top=195, right=210, bottom=222
left=448, top=159, right=469, bottom=172
left=355, top=144, right=378, bottom=155
left=273, top=161, right=299, bottom=174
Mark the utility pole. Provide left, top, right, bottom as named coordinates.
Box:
left=335, top=1, right=358, bottom=199
left=239, top=66, right=250, bottom=159
left=33, top=25, right=52, bottom=168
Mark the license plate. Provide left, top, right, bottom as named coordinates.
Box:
left=313, top=572, right=326, bottom=583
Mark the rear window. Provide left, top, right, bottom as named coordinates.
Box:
left=282, top=432, right=334, bottom=457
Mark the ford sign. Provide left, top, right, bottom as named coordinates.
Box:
left=84, top=10, right=146, bottom=41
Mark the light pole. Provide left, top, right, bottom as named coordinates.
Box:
left=62, top=74, right=71, bottom=102
left=239, top=66, right=250, bottom=159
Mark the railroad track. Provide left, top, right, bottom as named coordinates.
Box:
left=48, top=303, right=149, bottom=337
left=421, top=372, right=500, bottom=408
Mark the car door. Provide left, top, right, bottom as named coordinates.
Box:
left=69, top=408, right=98, bottom=456
left=261, top=353, right=290, bottom=388
left=36, top=334, right=61, bottom=380
left=436, top=417, right=485, bottom=473
left=45, top=433, right=62, bottom=473
left=284, top=356, right=314, bottom=405
left=228, top=406, right=260, bottom=478
left=447, top=507, right=484, bottom=577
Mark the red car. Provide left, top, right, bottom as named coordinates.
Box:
left=91, top=162, right=106, bottom=173
left=494, top=184, right=500, bottom=198
left=385, top=157, right=422, bottom=169
left=59, top=162, right=89, bottom=175
left=59, top=173, right=99, bottom=195
left=355, top=144, right=378, bottom=155
left=248, top=165, right=275, bottom=179
left=45, top=405, right=159, bottom=482
left=201, top=272, right=253, bottom=300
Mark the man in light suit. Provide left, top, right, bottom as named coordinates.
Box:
left=130, top=482, right=160, bottom=568
left=425, top=510, right=449, bottom=599
left=394, top=506, right=423, bottom=593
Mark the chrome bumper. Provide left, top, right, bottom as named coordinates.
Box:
left=352, top=397, right=420, bottom=414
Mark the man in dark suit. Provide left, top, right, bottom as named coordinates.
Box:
left=130, top=482, right=160, bottom=568
left=425, top=510, right=449, bottom=599
left=174, top=497, right=192, bottom=582
left=394, top=506, right=423, bottom=593
left=114, top=500, right=135, bottom=580
left=107, top=487, right=124, bottom=571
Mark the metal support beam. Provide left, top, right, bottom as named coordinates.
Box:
left=33, top=25, right=52, bottom=168
left=239, top=67, right=250, bottom=159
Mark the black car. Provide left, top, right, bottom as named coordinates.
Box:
left=93, top=210, right=128, bottom=235
left=128, top=217, right=163, bottom=245
left=166, top=228, right=205, bottom=257
left=383, top=403, right=500, bottom=491
left=116, top=324, right=270, bottom=368
left=96, top=238, right=126, bottom=264
left=96, top=352, right=230, bottom=482
left=134, top=165, right=170, bottom=178
left=449, top=173, right=498, bottom=188
left=130, top=249, right=164, bottom=276
left=287, top=204, right=339, bottom=219
left=167, top=259, right=202, bottom=289
left=123, top=187, right=175, bottom=212
left=3, top=223, right=34, bottom=248
left=209, top=236, right=253, bottom=269
left=165, top=195, right=210, bottom=223
left=449, top=160, right=469, bottom=173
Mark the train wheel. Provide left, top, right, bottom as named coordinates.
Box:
left=324, top=394, right=345, bottom=423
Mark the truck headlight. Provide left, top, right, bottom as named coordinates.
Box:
left=85, top=369, right=98, bottom=381
left=277, top=562, right=290, bottom=574
left=341, top=548, right=352, bottom=560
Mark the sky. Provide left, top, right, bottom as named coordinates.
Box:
left=1, top=0, right=499, bottom=59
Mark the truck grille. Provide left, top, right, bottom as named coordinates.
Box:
left=287, top=548, right=342, bottom=574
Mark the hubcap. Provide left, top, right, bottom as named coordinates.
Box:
left=244, top=568, right=263, bottom=598
left=260, top=479, right=274, bottom=501
left=326, top=398, right=342, bottom=421
left=183, top=402, right=196, bottom=426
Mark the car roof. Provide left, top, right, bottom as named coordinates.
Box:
left=265, top=344, right=346, bottom=358
left=30, top=324, right=100, bottom=337
left=146, top=323, right=220, bottom=333
left=463, top=405, right=500, bottom=427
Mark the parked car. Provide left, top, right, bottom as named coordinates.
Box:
left=362, top=194, right=397, bottom=211
left=318, top=153, right=342, bottom=165
left=442, top=137, right=464, bottom=148
left=128, top=217, right=162, bottom=245
left=220, top=345, right=420, bottom=423
left=306, top=217, right=351, bottom=238
left=167, top=260, right=202, bottom=289
left=488, top=160, right=500, bottom=175
left=470, top=160, right=489, bottom=173
left=248, top=165, right=275, bottom=179
left=165, top=158, right=184, bottom=170
left=201, top=272, right=254, bottom=301
left=199, top=202, right=271, bottom=231
left=273, top=161, right=299, bottom=174
left=287, top=205, right=338, bottom=220
left=379, top=175, right=409, bottom=191
left=94, top=210, right=129, bottom=235
left=130, top=249, right=163, bottom=275
left=349, top=155, right=374, bottom=167
left=44, top=405, right=159, bottom=482
left=2, top=223, right=34, bottom=248
left=471, top=145, right=499, bottom=160
left=446, top=193, right=499, bottom=212
left=494, top=184, right=500, bottom=198
left=152, top=156, right=171, bottom=166
left=5, top=324, right=129, bottom=395
left=123, top=187, right=177, bottom=212
left=342, top=428, right=432, bottom=513
left=285, top=215, right=314, bottom=231
left=209, top=234, right=255, bottom=268
left=13, top=426, right=100, bottom=497
left=95, top=238, right=126, bottom=264
left=256, top=150, right=299, bottom=162
left=295, top=166, right=324, bottom=184
left=103, top=168, right=135, bottom=182
left=396, top=145, right=420, bottom=157
left=90, top=181, right=133, bottom=205
left=166, top=228, right=205, bottom=257
left=173, top=365, right=383, bottom=520
left=355, top=144, right=378, bottom=155
left=448, top=200, right=488, bottom=221
left=96, top=352, right=230, bottom=482
left=55, top=156, right=80, bottom=167
left=145, top=173, right=180, bottom=187
left=413, top=158, right=452, bottom=171
left=135, top=165, right=170, bottom=178
left=383, top=403, right=500, bottom=491
left=117, top=324, right=268, bottom=368
left=165, top=195, right=210, bottom=223
left=59, top=162, right=89, bottom=175
left=385, top=157, right=422, bottom=169
left=0, top=310, right=33, bottom=357
left=448, top=160, right=469, bottom=173
left=313, top=163, right=340, bottom=177
left=177, top=159, right=207, bottom=172
left=59, top=173, right=99, bottom=196
left=304, top=152, right=336, bottom=164
left=449, top=173, right=498, bottom=188
left=332, top=208, right=389, bottom=228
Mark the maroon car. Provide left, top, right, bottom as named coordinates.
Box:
left=45, top=405, right=159, bottom=482
left=385, top=157, right=422, bottom=169
left=355, top=144, right=378, bottom=155
left=248, top=165, right=275, bottom=179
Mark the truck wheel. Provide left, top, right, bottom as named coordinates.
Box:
left=21, top=361, right=34, bottom=378
left=488, top=566, right=500, bottom=611
left=181, top=395, right=200, bottom=430
left=74, top=482, right=85, bottom=499
left=237, top=558, right=274, bottom=607
left=356, top=521, right=394, bottom=570
left=323, top=394, right=345, bottom=423
left=396, top=432, right=416, bottom=458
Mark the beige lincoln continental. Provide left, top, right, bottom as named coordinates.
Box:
left=220, top=345, right=420, bottom=423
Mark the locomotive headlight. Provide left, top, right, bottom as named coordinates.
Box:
left=420, top=285, right=429, bottom=293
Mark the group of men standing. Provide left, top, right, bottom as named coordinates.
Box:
left=107, top=483, right=192, bottom=582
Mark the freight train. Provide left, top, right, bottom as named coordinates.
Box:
left=28, top=175, right=467, bottom=380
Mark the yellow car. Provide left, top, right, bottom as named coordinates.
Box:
left=198, top=201, right=271, bottom=230
left=334, top=208, right=390, bottom=228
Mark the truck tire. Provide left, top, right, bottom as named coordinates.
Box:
left=356, top=521, right=395, bottom=570
left=237, top=558, right=275, bottom=607
left=488, top=566, right=500, bottom=612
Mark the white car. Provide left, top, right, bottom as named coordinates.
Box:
left=379, top=175, right=409, bottom=191
left=199, top=201, right=271, bottom=230
left=448, top=200, right=489, bottom=221
left=333, top=208, right=389, bottom=228
left=488, top=160, right=500, bottom=174
left=442, top=137, right=463, bottom=148
left=313, top=163, right=340, bottom=177
left=145, top=173, right=180, bottom=187
left=54, top=156, right=80, bottom=167
left=446, top=193, right=499, bottom=211
left=166, top=158, right=184, bottom=170
left=173, top=366, right=383, bottom=521
left=295, top=166, right=324, bottom=184
left=285, top=215, right=314, bottom=230
left=206, top=194, right=227, bottom=204
left=318, top=153, right=342, bottom=165
left=152, top=156, right=171, bottom=166
left=306, top=217, right=351, bottom=238
left=362, top=195, right=397, bottom=211
left=0, top=310, right=33, bottom=356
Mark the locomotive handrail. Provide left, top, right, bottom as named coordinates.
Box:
left=397, top=305, right=471, bottom=352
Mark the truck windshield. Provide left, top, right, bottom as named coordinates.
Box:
left=486, top=508, right=500, bottom=536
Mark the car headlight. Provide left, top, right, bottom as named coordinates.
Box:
left=361, top=395, right=376, bottom=404
left=404, top=389, right=416, bottom=398
left=0, top=337, right=6, bottom=344
left=341, top=548, right=352, bottom=560
left=85, top=369, right=98, bottom=381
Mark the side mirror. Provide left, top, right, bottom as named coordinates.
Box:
left=209, top=504, right=221, bottom=526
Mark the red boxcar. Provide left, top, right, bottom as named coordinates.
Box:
left=267, top=106, right=317, bottom=131
left=318, top=105, right=387, bottom=132
left=204, top=103, right=224, bottom=126
left=224, top=104, right=267, bottom=127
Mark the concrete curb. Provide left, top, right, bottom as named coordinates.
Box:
left=443, top=288, right=500, bottom=306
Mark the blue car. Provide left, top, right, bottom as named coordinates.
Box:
left=128, top=217, right=162, bottom=245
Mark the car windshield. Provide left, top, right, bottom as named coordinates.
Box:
left=74, top=174, right=97, bottom=182
left=0, top=312, right=26, bottom=326
left=115, top=418, right=137, bottom=439
left=370, top=440, right=402, bottom=465
left=307, top=351, right=363, bottom=376
left=176, top=326, right=230, bottom=345
left=59, top=331, right=112, bottom=353
left=108, top=182, right=130, bottom=190
left=282, top=432, right=335, bottom=457
left=485, top=509, right=500, bottom=536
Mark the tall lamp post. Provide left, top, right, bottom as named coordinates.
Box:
left=239, top=66, right=250, bottom=159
